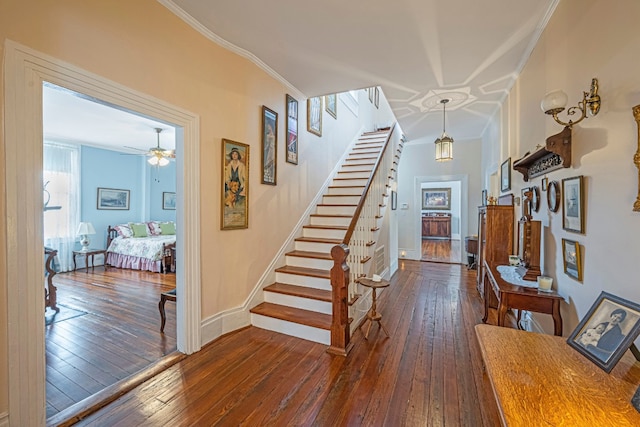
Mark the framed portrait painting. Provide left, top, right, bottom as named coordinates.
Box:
left=562, top=238, right=582, bottom=281
left=286, top=94, right=298, bottom=165
left=567, top=291, right=640, bottom=373
left=307, top=96, right=322, bottom=137
left=422, top=188, right=451, bottom=210
left=261, top=106, right=277, bottom=185
left=325, top=94, right=337, bottom=119
left=501, top=158, right=511, bottom=192
left=562, top=175, right=584, bottom=233
left=221, top=139, right=249, bottom=230
left=97, top=187, right=130, bottom=210
left=162, top=192, right=176, bottom=210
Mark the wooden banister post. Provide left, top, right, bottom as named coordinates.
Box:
left=327, top=243, right=353, bottom=356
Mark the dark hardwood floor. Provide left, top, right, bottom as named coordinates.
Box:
left=71, top=261, right=501, bottom=426
left=46, top=267, right=176, bottom=420
left=421, top=238, right=462, bottom=264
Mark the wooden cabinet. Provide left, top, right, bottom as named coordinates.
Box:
left=421, top=214, right=451, bottom=239
left=476, top=204, right=514, bottom=297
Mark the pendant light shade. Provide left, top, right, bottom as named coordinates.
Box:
left=434, top=99, right=454, bottom=161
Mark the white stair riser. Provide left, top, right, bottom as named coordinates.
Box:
left=316, top=205, right=356, bottom=215
left=331, top=178, right=368, bottom=187
left=303, top=227, right=346, bottom=240
left=336, top=171, right=370, bottom=179
left=310, top=215, right=351, bottom=227
left=340, top=164, right=374, bottom=172
left=294, top=240, right=335, bottom=253
left=286, top=255, right=333, bottom=270
left=322, top=195, right=361, bottom=205
left=264, top=292, right=332, bottom=315
left=326, top=186, right=364, bottom=196
left=275, top=272, right=331, bottom=290
left=344, top=158, right=376, bottom=165
left=348, top=152, right=379, bottom=160
left=251, top=314, right=330, bottom=345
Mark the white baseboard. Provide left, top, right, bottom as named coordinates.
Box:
left=200, top=306, right=250, bottom=346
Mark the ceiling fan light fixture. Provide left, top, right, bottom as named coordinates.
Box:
left=434, top=99, right=454, bottom=161
left=148, top=155, right=160, bottom=166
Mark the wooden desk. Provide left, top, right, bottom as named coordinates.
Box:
left=73, top=248, right=107, bottom=272
left=482, top=260, right=564, bottom=336
left=476, top=324, right=640, bottom=426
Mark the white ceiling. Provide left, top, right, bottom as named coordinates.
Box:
left=43, top=0, right=558, bottom=149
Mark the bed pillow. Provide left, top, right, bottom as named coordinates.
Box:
left=129, top=222, right=148, bottom=238
left=160, top=221, right=176, bottom=235
left=147, top=221, right=162, bottom=236
left=113, top=224, right=133, bottom=238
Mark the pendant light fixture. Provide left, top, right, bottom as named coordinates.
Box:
left=434, top=99, right=453, bottom=161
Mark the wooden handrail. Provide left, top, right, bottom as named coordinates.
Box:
left=328, top=124, right=398, bottom=356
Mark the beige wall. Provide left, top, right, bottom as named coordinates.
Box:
left=484, top=0, right=640, bottom=333
left=0, top=0, right=391, bottom=417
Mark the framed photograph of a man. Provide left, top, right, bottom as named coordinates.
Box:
left=567, top=291, right=640, bottom=373
left=562, top=175, right=584, bottom=233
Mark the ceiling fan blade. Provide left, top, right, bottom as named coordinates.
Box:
left=124, top=146, right=150, bottom=153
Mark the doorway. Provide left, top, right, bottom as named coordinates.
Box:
left=5, top=40, right=201, bottom=423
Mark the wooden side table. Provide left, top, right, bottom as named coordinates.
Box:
left=73, top=248, right=107, bottom=272
left=357, top=277, right=390, bottom=339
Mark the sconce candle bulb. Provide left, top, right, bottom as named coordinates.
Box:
left=541, top=78, right=601, bottom=128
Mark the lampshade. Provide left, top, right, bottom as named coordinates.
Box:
left=76, top=222, right=96, bottom=236
left=148, top=155, right=170, bottom=166
left=541, top=90, right=568, bottom=114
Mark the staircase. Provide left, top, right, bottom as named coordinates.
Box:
left=250, top=127, right=399, bottom=346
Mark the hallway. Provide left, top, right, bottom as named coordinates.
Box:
left=75, top=261, right=500, bottom=426
left=421, top=238, right=462, bottom=264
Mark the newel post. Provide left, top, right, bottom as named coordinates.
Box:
left=327, top=244, right=353, bottom=356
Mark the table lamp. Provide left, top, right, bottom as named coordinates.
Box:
left=76, top=222, right=96, bottom=251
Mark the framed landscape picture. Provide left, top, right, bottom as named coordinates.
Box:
left=162, top=192, right=176, bottom=210
left=562, top=175, right=584, bottom=233
left=221, top=139, right=249, bottom=230
left=97, top=187, right=130, bottom=210
left=562, top=238, right=583, bottom=281
left=261, top=105, right=277, bottom=185
left=567, top=291, right=640, bottom=373
left=286, top=94, right=298, bottom=165
left=325, top=94, right=337, bottom=119
left=422, top=188, right=451, bottom=210
left=307, top=96, right=322, bottom=136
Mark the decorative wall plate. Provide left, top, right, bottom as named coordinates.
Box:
left=547, top=181, right=560, bottom=212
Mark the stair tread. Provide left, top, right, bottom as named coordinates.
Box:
left=328, top=185, right=365, bottom=189
left=303, top=224, right=348, bottom=230
left=295, top=236, right=342, bottom=244
left=265, top=282, right=332, bottom=302
left=316, top=203, right=357, bottom=207
left=310, top=213, right=352, bottom=218
left=251, top=302, right=331, bottom=330
left=275, top=265, right=330, bottom=279
left=286, top=250, right=332, bottom=260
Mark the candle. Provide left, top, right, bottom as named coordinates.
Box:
left=537, top=276, right=553, bottom=292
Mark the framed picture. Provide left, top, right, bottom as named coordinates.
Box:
left=374, top=87, right=380, bottom=109
left=261, top=105, right=277, bottom=185
left=501, top=158, right=511, bottom=192
left=97, top=187, right=130, bottom=210
left=547, top=180, right=561, bottom=213
left=422, top=188, right=451, bottom=210
left=481, top=189, right=488, bottom=206
left=307, top=96, right=322, bottom=137
left=222, top=139, right=249, bottom=230
left=391, top=190, right=397, bottom=210
left=541, top=177, right=548, bottom=192
left=562, top=175, right=584, bottom=233
left=325, top=94, right=337, bottom=119
left=162, top=192, right=176, bottom=210
left=562, top=238, right=583, bottom=281
left=286, top=94, right=298, bottom=165
left=368, top=87, right=374, bottom=103
left=567, top=291, right=640, bottom=373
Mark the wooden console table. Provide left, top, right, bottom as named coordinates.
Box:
left=482, top=260, right=564, bottom=336
left=421, top=214, right=451, bottom=239
left=476, top=324, right=640, bottom=426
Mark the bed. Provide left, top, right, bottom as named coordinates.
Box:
left=106, top=222, right=176, bottom=273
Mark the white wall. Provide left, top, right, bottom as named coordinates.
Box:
left=483, top=0, right=640, bottom=336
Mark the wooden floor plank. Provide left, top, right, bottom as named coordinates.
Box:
left=73, top=260, right=501, bottom=427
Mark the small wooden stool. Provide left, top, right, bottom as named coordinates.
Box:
left=159, top=288, right=176, bottom=332
left=357, top=277, right=390, bottom=339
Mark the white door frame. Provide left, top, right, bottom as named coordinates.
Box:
left=4, top=40, right=202, bottom=425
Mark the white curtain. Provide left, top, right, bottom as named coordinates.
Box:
left=44, top=141, right=80, bottom=272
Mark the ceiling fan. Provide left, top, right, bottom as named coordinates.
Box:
left=125, top=127, right=175, bottom=166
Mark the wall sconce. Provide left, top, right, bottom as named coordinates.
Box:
left=541, top=78, right=601, bottom=128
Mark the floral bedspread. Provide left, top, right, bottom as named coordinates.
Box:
left=107, top=235, right=176, bottom=261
